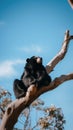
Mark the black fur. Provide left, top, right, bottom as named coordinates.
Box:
left=13, top=56, right=51, bottom=98
left=13, top=79, right=27, bottom=98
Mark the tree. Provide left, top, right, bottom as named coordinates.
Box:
left=0, top=86, right=12, bottom=120
left=0, top=90, right=66, bottom=130
left=23, top=99, right=66, bottom=130
left=0, top=30, right=73, bottom=130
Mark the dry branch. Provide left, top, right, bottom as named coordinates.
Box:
left=0, top=30, right=73, bottom=130
left=46, top=30, right=72, bottom=73
left=68, top=0, right=73, bottom=9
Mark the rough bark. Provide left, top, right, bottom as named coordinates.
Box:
left=0, top=30, right=73, bottom=130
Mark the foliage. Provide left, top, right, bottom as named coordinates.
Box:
left=38, top=105, right=66, bottom=130
left=18, top=99, right=66, bottom=130
left=0, top=88, right=66, bottom=130
left=0, top=86, right=12, bottom=120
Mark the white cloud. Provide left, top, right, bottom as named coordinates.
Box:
left=20, top=44, right=42, bottom=53
left=0, top=59, right=25, bottom=78
left=10, top=59, right=25, bottom=65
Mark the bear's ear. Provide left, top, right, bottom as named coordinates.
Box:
left=26, top=58, right=30, bottom=63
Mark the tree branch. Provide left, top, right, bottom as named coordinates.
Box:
left=68, top=0, right=73, bottom=9
left=0, top=30, right=73, bottom=130
left=46, top=30, right=73, bottom=73
left=41, top=73, right=73, bottom=93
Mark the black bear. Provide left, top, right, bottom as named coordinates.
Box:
left=13, top=56, right=51, bottom=98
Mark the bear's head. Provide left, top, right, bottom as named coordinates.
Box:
left=26, top=56, right=42, bottom=64
left=25, top=56, right=43, bottom=71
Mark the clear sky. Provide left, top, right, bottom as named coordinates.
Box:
left=0, top=0, right=73, bottom=129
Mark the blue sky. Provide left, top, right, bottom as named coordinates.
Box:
left=0, top=0, right=73, bottom=129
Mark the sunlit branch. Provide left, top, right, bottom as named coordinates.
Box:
left=46, top=30, right=73, bottom=74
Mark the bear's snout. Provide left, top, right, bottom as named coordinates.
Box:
left=37, top=57, right=42, bottom=64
